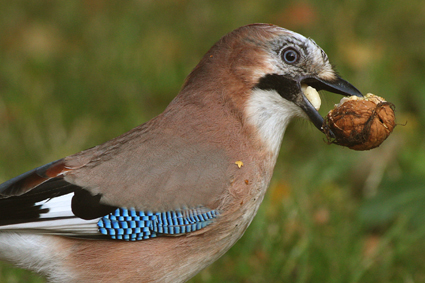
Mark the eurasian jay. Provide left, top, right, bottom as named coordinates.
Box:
left=0, top=23, right=362, bottom=282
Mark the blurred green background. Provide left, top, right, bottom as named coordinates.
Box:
left=0, top=0, right=424, bottom=282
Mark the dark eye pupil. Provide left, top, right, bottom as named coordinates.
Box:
left=283, top=49, right=298, bottom=63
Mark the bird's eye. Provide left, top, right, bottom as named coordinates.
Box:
left=281, top=48, right=300, bottom=64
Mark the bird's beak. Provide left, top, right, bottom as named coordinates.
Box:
left=296, top=75, right=363, bottom=133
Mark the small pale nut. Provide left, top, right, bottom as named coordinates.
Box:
left=323, top=93, right=396, bottom=151
left=302, top=84, right=321, bottom=110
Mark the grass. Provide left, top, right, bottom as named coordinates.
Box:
left=1, top=0, right=425, bottom=282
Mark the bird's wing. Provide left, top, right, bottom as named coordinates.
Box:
left=0, top=159, right=109, bottom=237
left=0, top=119, right=235, bottom=240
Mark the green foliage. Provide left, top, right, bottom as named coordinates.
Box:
left=1, top=0, right=425, bottom=282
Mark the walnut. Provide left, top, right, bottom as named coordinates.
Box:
left=323, top=93, right=396, bottom=150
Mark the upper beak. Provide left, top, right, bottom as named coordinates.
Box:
left=296, top=75, right=363, bottom=133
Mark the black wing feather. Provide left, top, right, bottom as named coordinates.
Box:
left=0, top=160, right=117, bottom=227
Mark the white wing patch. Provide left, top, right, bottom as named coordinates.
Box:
left=37, top=193, right=74, bottom=219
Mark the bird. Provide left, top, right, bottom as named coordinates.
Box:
left=0, top=23, right=362, bottom=282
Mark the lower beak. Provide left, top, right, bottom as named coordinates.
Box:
left=297, top=76, right=363, bottom=133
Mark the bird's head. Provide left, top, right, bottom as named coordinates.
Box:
left=179, top=24, right=362, bottom=153
left=244, top=24, right=362, bottom=131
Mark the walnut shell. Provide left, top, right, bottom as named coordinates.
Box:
left=323, top=94, right=396, bottom=150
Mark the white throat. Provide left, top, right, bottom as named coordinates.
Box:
left=245, top=88, right=306, bottom=156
